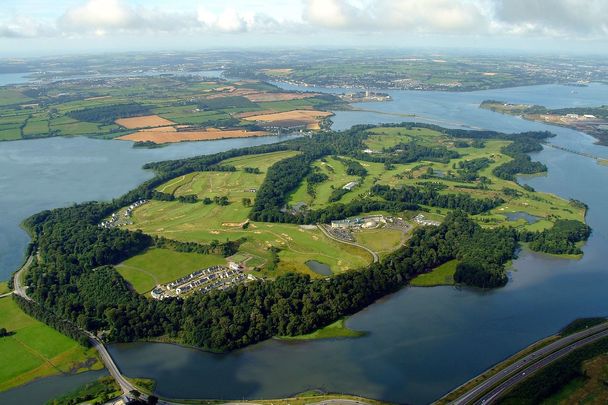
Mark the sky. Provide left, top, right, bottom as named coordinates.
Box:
left=1, top=0, right=607, bottom=57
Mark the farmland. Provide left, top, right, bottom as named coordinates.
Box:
left=0, top=75, right=342, bottom=143
left=0, top=297, right=101, bottom=392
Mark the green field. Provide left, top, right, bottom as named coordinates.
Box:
left=278, top=319, right=365, bottom=341
left=411, top=260, right=458, bottom=287
left=0, top=297, right=101, bottom=392
left=117, top=248, right=227, bottom=293
left=0, top=282, right=9, bottom=295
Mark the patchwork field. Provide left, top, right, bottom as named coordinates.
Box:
left=0, top=76, right=341, bottom=143
left=0, top=297, right=101, bottom=392
left=117, top=248, right=226, bottom=293
left=243, top=109, right=333, bottom=129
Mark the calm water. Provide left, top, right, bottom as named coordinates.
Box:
left=1, top=83, right=607, bottom=404
left=0, top=73, right=31, bottom=86
left=306, top=260, right=333, bottom=276
left=505, top=212, right=541, bottom=224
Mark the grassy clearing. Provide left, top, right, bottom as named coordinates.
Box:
left=278, top=319, right=366, bottom=341
left=411, top=260, right=458, bottom=287
left=117, top=248, right=226, bottom=294
left=354, top=228, right=405, bottom=255
left=0, top=297, right=101, bottom=392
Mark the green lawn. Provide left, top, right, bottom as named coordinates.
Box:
left=278, top=319, right=365, bottom=341
left=0, top=297, right=101, bottom=392
left=411, top=260, right=458, bottom=287
left=117, top=248, right=226, bottom=294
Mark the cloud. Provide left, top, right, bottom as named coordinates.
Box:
left=197, top=7, right=279, bottom=33
left=303, top=0, right=488, bottom=33
left=493, top=0, right=608, bottom=37
left=0, top=0, right=607, bottom=41
left=58, top=0, right=198, bottom=35
left=0, top=16, right=55, bottom=38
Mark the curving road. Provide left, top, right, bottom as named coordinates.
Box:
left=12, top=253, right=34, bottom=301
left=448, top=321, right=608, bottom=405
left=317, top=224, right=379, bottom=263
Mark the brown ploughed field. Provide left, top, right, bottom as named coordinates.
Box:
left=115, top=115, right=176, bottom=129
left=117, top=128, right=269, bottom=144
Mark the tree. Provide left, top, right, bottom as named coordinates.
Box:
left=242, top=197, right=252, bottom=207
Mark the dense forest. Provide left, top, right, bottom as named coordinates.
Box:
left=68, top=103, right=151, bottom=125
left=14, top=123, right=589, bottom=352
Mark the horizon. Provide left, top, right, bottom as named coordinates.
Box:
left=1, top=0, right=608, bottom=57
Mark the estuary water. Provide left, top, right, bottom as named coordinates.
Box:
left=1, top=83, right=607, bottom=404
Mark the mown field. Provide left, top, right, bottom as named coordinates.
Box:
left=411, top=260, right=458, bottom=287
left=117, top=248, right=226, bottom=294
left=0, top=297, right=101, bottom=392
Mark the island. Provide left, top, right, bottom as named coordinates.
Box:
left=7, top=120, right=591, bottom=377
left=480, top=100, right=608, bottom=146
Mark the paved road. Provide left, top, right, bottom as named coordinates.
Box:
left=449, top=321, right=608, bottom=405
left=12, top=254, right=34, bottom=301
left=317, top=224, right=379, bottom=263
left=473, top=328, right=608, bottom=404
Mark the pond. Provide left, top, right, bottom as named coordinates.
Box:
left=306, top=260, right=333, bottom=276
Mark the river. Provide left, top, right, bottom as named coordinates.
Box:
left=1, top=83, right=607, bottom=404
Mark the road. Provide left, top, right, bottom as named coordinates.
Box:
left=449, top=321, right=608, bottom=405
left=317, top=224, right=379, bottom=263
left=11, top=252, right=145, bottom=400
left=12, top=253, right=34, bottom=301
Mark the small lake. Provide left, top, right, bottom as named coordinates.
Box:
left=1, top=82, right=608, bottom=404
left=505, top=212, right=541, bottom=224
left=306, top=260, right=333, bottom=276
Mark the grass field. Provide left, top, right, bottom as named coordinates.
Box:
left=117, top=248, right=227, bottom=294
left=411, top=260, right=458, bottom=287
left=47, top=376, right=121, bottom=405
left=0, top=297, right=101, bottom=392
left=278, top=319, right=365, bottom=341
left=0, top=281, right=9, bottom=295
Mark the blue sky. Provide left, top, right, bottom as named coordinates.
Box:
left=1, top=0, right=607, bottom=56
